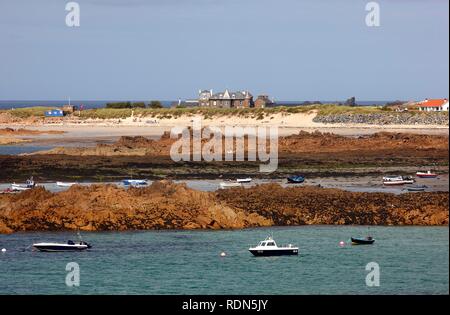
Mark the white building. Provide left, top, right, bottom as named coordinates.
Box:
left=418, top=99, right=449, bottom=112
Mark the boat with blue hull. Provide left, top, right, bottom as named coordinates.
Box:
left=123, top=179, right=148, bottom=186
left=287, top=175, right=305, bottom=184
left=249, top=236, right=298, bottom=256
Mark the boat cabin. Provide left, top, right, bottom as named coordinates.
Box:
left=258, top=238, right=277, bottom=248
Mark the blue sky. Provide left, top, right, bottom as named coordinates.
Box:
left=0, top=0, right=448, bottom=101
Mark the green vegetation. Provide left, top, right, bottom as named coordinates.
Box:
left=78, top=108, right=134, bottom=119
left=105, top=102, right=146, bottom=109
left=6, top=103, right=448, bottom=121
left=149, top=100, right=163, bottom=109
left=5, top=106, right=55, bottom=118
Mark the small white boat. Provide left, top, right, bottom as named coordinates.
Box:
left=32, top=241, right=91, bottom=252
left=236, top=178, right=252, bottom=183
left=56, top=181, right=78, bottom=187
left=382, top=175, right=403, bottom=182
left=219, top=182, right=242, bottom=189
left=249, top=235, right=298, bottom=256
left=383, top=175, right=414, bottom=185
left=11, top=177, right=36, bottom=191
left=32, top=233, right=91, bottom=252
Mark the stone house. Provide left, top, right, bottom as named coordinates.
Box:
left=254, top=95, right=273, bottom=108
left=198, top=89, right=257, bottom=108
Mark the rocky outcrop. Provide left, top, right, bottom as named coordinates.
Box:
left=216, top=184, right=449, bottom=226
left=278, top=131, right=449, bottom=153
left=0, top=181, right=271, bottom=233
left=313, top=112, right=449, bottom=125
left=0, top=181, right=447, bottom=234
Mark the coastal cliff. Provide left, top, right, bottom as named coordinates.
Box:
left=0, top=181, right=447, bottom=234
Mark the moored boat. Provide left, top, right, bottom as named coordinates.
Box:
left=219, top=182, right=242, bottom=189
left=123, top=179, right=148, bottom=186
left=32, top=240, right=92, bottom=252
left=351, top=236, right=375, bottom=245
left=249, top=235, right=298, bottom=256
left=236, top=178, right=252, bottom=183
left=287, top=175, right=305, bottom=184
left=416, top=171, right=438, bottom=178
left=11, top=177, right=36, bottom=191
left=32, top=232, right=92, bottom=252
left=383, top=175, right=414, bottom=185
left=382, top=175, right=403, bottom=182
left=405, top=185, right=427, bottom=192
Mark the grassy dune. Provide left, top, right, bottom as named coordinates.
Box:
left=3, top=104, right=441, bottom=121
left=75, top=104, right=386, bottom=120
left=2, top=106, right=55, bottom=118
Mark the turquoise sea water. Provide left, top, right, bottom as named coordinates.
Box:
left=0, top=226, right=448, bottom=295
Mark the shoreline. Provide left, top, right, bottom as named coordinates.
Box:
left=1, top=111, right=448, bottom=139
left=1, top=124, right=448, bottom=149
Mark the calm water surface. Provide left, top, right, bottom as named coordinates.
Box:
left=0, top=226, right=448, bottom=295
left=0, top=145, right=54, bottom=155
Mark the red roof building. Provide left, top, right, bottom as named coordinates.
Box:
left=418, top=99, right=449, bottom=112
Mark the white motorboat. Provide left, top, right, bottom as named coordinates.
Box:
left=236, top=178, right=252, bottom=183
left=11, top=177, right=36, bottom=191
left=219, top=182, right=242, bottom=189
left=249, top=235, right=299, bottom=256
left=32, top=240, right=91, bottom=252
left=382, top=175, right=403, bottom=182
left=383, top=175, right=415, bottom=185
left=56, top=181, right=78, bottom=187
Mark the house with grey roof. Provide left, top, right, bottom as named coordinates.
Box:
left=198, top=89, right=254, bottom=108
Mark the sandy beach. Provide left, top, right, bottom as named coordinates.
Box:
left=1, top=112, right=448, bottom=147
